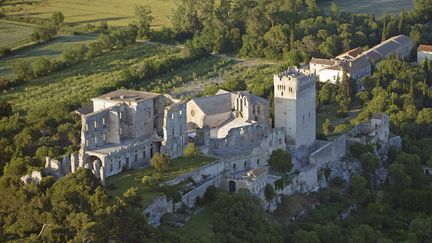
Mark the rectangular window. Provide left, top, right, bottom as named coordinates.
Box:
left=118, top=161, right=121, bottom=170
left=110, top=162, right=113, bottom=172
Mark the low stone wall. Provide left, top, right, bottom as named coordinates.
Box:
left=181, top=175, right=224, bottom=208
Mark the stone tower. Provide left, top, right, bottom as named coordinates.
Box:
left=274, top=67, right=316, bottom=147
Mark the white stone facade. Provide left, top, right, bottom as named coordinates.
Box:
left=274, top=67, right=316, bottom=147
left=74, top=90, right=187, bottom=182
left=418, top=45, right=432, bottom=63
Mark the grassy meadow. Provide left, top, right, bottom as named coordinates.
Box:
left=0, top=34, right=96, bottom=79
left=318, top=0, right=413, bottom=16
left=0, top=20, right=37, bottom=49
left=3, top=0, right=176, bottom=27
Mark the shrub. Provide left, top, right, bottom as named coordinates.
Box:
left=0, top=76, right=9, bottom=90
left=12, top=59, right=33, bottom=81
left=0, top=47, right=11, bottom=57
left=268, top=149, right=292, bottom=173
left=334, top=123, right=350, bottom=134
left=52, top=12, right=65, bottom=26
left=86, top=41, right=103, bottom=58
left=31, top=57, right=51, bottom=77
left=0, top=99, right=12, bottom=118
left=349, top=143, right=373, bottom=159
left=203, top=185, right=217, bottom=203
left=141, top=175, right=158, bottom=189
left=61, top=43, right=88, bottom=65
left=183, top=143, right=200, bottom=158
left=150, top=153, right=171, bottom=172
left=264, top=184, right=276, bottom=201
left=322, top=119, right=333, bottom=136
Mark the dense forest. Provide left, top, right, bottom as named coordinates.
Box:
left=0, top=0, right=432, bottom=242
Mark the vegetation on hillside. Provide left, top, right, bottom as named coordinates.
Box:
left=0, top=0, right=432, bottom=242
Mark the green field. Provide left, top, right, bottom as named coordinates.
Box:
left=105, top=155, right=216, bottom=206
left=318, top=0, right=413, bottom=16
left=1, top=42, right=175, bottom=110
left=0, top=34, right=96, bottom=79
left=0, top=40, right=232, bottom=113
left=3, top=0, right=176, bottom=27
left=0, top=20, right=36, bottom=49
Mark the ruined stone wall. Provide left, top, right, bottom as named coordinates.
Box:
left=161, top=102, right=187, bottom=159
left=144, top=195, right=175, bottom=226
left=208, top=125, right=285, bottom=151
left=309, top=135, right=347, bottom=168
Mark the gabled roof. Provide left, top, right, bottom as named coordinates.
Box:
left=337, top=47, right=364, bottom=59
left=418, top=44, right=432, bottom=53
left=191, top=93, right=232, bottom=115
left=390, top=35, right=412, bottom=46
left=246, top=167, right=266, bottom=178
left=94, top=90, right=161, bottom=102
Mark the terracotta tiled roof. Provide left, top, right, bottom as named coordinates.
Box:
left=337, top=47, right=364, bottom=58
left=310, top=58, right=337, bottom=66
left=418, top=44, right=432, bottom=52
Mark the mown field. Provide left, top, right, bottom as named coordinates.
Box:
left=2, top=0, right=176, bottom=27
left=318, top=0, right=413, bottom=16
left=0, top=34, right=96, bottom=79
left=0, top=20, right=37, bottom=49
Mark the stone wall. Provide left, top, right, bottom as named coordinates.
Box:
left=181, top=175, right=224, bottom=208
left=208, top=125, right=285, bottom=152
left=161, top=102, right=187, bottom=159
left=144, top=195, right=175, bottom=226
left=309, top=135, right=347, bottom=168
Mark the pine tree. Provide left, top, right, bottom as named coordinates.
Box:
left=289, top=24, right=295, bottom=51
left=336, top=71, right=352, bottom=112
left=382, top=17, right=387, bottom=41
left=398, top=10, right=405, bottom=34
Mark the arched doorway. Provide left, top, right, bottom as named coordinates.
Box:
left=85, top=155, right=104, bottom=178
left=229, top=180, right=236, bottom=192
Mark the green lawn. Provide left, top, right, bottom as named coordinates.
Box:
left=318, top=0, right=413, bottom=16
left=105, top=155, right=217, bottom=205
left=0, top=34, right=96, bottom=79
left=0, top=20, right=37, bottom=49
left=3, top=0, right=176, bottom=27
